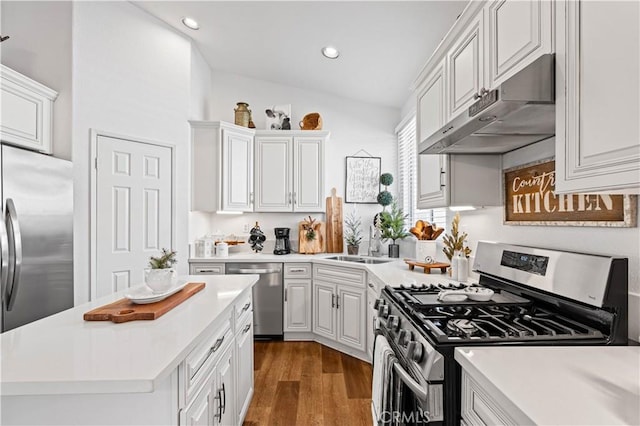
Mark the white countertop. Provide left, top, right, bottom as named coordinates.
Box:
left=0, top=274, right=257, bottom=396
left=455, top=346, right=640, bottom=425
left=190, top=253, right=472, bottom=291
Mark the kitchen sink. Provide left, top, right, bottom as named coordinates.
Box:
left=325, top=255, right=393, bottom=264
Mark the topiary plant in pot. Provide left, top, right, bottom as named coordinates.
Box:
left=379, top=199, right=410, bottom=258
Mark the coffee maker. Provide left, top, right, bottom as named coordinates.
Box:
left=274, top=228, right=291, bottom=255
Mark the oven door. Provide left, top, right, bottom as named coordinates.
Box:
left=373, top=333, right=444, bottom=425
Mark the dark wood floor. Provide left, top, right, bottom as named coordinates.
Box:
left=243, top=341, right=373, bottom=426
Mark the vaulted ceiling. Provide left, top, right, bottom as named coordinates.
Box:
left=135, top=1, right=467, bottom=109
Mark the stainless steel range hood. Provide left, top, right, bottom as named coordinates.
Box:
left=419, top=54, right=555, bottom=155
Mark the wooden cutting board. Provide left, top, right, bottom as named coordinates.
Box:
left=325, top=188, right=343, bottom=253
left=404, top=259, right=450, bottom=274
left=83, top=282, right=205, bottom=323
left=298, top=221, right=326, bottom=254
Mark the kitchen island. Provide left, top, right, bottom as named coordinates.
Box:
left=455, top=346, right=640, bottom=425
left=1, top=274, right=258, bottom=425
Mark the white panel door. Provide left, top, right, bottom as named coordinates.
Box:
left=184, top=383, right=214, bottom=426
left=313, top=281, right=336, bottom=340
left=284, top=280, right=311, bottom=332
left=293, top=137, right=324, bottom=212
left=417, top=154, right=450, bottom=208
left=254, top=136, right=292, bottom=212
left=96, top=136, right=172, bottom=298
left=447, top=12, right=484, bottom=118
left=222, top=129, right=253, bottom=211
left=336, top=286, right=366, bottom=351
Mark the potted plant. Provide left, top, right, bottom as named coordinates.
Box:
left=344, top=210, right=363, bottom=255
left=145, top=248, right=177, bottom=293
left=380, top=199, right=410, bottom=258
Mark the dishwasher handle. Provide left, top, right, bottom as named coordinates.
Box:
left=228, top=268, right=280, bottom=274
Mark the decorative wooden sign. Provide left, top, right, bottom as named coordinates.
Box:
left=504, top=159, right=637, bottom=227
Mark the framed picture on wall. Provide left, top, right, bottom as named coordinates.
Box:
left=345, top=156, right=381, bottom=203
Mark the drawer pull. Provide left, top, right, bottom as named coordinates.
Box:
left=198, top=269, right=216, bottom=273
left=242, top=302, right=251, bottom=312
left=368, top=282, right=375, bottom=289
left=243, top=324, right=251, bottom=334
left=289, top=268, right=306, bottom=272
left=210, top=336, right=225, bottom=354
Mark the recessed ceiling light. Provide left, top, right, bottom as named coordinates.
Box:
left=321, top=46, right=340, bottom=59
left=181, top=17, right=199, bottom=30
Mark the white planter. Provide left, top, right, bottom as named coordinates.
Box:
left=145, top=268, right=176, bottom=293
left=415, top=240, right=438, bottom=263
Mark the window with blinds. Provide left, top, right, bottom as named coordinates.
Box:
left=396, top=115, right=447, bottom=229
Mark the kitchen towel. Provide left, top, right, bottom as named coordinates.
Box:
left=372, top=334, right=396, bottom=425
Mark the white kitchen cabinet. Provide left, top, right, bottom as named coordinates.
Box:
left=460, top=370, right=518, bottom=425
left=555, top=0, right=640, bottom=193
left=486, top=0, right=553, bottom=88
left=447, top=11, right=484, bottom=119
left=417, top=154, right=502, bottom=209
left=312, top=264, right=367, bottom=352
left=215, top=344, right=235, bottom=426
left=336, top=285, right=366, bottom=352
left=284, top=263, right=312, bottom=333
left=189, top=262, right=226, bottom=275
left=0, top=65, right=58, bottom=154
left=313, top=281, right=337, bottom=340
left=235, top=310, right=254, bottom=424
left=417, top=59, right=447, bottom=144
left=254, top=131, right=328, bottom=212
left=190, top=121, right=255, bottom=212
left=183, top=380, right=215, bottom=426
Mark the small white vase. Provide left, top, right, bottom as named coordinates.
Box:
left=145, top=268, right=176, bottom=293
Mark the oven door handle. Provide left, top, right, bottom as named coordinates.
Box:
left=393, top=362, right=428, bottom=401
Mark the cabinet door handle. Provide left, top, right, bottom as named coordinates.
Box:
left=440, top=169, right=446, bottom=189
left=336, top=295, right=340, bottom=309
left=210, top=336, right=225, bottom=354
left=250, top=192, right=254, bottom=203
left=288, top=192, right=292, bottom=204
left=368, top=282, right=375, bottom=289
left=293, top=191, right=297, bottom=205
left=214, top=389, right=223, bottom=421
left=242, top=302, right=251, bottom=312
left=331, top=294, right=335, bottom=308
left=243, top=324, right=251, bottom=334
left=221, top=382, right=226, bottom=415
left=284, top=288, right=288, bottom=302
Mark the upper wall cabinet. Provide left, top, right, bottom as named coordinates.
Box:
left=486, top=0, right=553, bottom=89
left=191, top=121, right=255, bottom=212
left=254, top=131, right=328, bottom=212
left=555, top=0, right=640, bottom=194
left=417, top=59, right=447, bottom=144
left=0, top=65, right=58, bottom=154
left=447, top=11, right=485, bottom=119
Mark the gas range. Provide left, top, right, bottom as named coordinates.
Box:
left=387, top=283, right=606, bottom=344
left=373, top=242, right=628, bottom=425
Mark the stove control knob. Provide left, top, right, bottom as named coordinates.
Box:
left=387, top=315, right=400, bottom=330
left=377, top=304, right=389, bottom=318
left=406, top=341, right=423, bottom=363
left=396, top=329, right=412, bottom=346
left=373, top=299, right=384, bottom=310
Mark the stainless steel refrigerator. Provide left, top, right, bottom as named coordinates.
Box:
left=1, top=144, right=73, bottom=332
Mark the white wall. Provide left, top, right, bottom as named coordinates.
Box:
left=0, top=1, right=73, bottom=160
left=72, top=2, right=205, bottom=303
left=455, top=138, right=640, bottom=341
left=191, top=70, right=400, bottom=254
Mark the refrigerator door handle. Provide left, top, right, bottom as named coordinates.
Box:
left=5, top=199, right=22, bottom=311
left=0, top=215, right=9, bottom=305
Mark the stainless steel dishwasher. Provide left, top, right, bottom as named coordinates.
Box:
left=226, top=263, right=283, bottom=338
